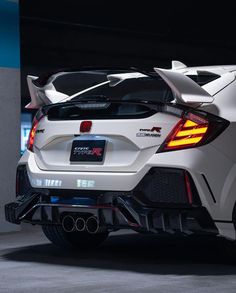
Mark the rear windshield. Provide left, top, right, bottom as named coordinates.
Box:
left=53, top=70, right=219, bottom=104
left=46, top=70, right=220, bottom=121
left=55, top=73, right=174, bottom=104
left=72, top=78, right=174, bottom=103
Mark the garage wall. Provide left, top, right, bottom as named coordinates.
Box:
left=0, top=0, right=20, bottom=232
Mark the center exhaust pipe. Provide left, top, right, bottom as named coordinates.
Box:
left=75, top=217, right=86, bottom=232
left=62, top=215, right=75, bottom=233
left=86, top=216, right=99, bottom=234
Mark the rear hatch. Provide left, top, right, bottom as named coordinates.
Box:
left=30, top=68, right=215, bottom=173
left=33, top=102, right=180, bottom=173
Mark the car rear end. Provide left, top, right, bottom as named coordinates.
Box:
left=5, top=70, right=230, bottom=240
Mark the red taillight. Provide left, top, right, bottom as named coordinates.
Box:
left=27, top=110, right=44, bottom=152
left=164, top=113, right=208, bottom=151
left=158, top=110, right=229, bottom=153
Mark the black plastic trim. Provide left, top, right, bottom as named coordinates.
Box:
left=201, top=174, right=217, bottom=203
left=45, top=100, right=160, bottom=121
left=132, top=167, right=202, bottom=207
left=214, top=220, right=233, bottom=223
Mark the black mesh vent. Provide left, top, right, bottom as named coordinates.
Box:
left=134, top=168, right=189, bottom=204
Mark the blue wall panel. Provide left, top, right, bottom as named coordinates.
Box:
left=0, top=0, right=19, bottom=68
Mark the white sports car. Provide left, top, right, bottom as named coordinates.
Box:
left=5, top=61, right=236, bottom=249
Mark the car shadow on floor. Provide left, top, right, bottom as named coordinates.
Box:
left=3, top=232, right=236, bottom=276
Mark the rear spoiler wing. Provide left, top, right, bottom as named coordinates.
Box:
left=154, top=68, right=214, bottom=104
left=26, top=64, right=234, bottom=109
left=26, top=75, right=69, bottom=109
left=26, top=67, right=140, bottom=109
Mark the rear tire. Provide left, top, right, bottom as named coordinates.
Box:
left=42, top=225, right=109, bottom=249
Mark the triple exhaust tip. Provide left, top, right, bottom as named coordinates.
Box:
left=62, top=215, right=99, bottom=234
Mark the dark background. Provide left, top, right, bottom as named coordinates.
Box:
left=20, top=0, right=236, bottom=106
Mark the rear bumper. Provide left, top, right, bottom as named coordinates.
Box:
left=5, top=164, right=218, bottom=236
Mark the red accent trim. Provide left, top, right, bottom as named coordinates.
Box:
left=185, top=171, right=193, bottom=204
left=92, top=148, right=103, bottom=156
left=89, top=205, right=115, bottom=209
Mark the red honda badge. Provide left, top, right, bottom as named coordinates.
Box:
left=80, top=121, right=92, bottom=133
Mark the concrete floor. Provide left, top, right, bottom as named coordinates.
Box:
left=1, top=226, right=236, bottom=293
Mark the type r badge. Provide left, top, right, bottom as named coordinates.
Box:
left=136, top=127, right=162, bottom=137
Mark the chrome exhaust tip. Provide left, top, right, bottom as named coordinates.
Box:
left=75, top=217, right=86, bottom=232
left=62, top=215, right=75, bottom=233
left=86, top=216, right=99, bottom=234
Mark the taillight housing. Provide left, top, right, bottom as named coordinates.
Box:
left=158, top=109, right=229, bottom=153
left=27, top=109, right=44, bottom=152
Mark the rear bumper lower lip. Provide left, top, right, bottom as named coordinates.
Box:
left=9, top=153, right=219, bottom=235
left=5, top=191, right=218, bottom=236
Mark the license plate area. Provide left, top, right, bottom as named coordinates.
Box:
left=70, top=140, right=106, bottom=162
